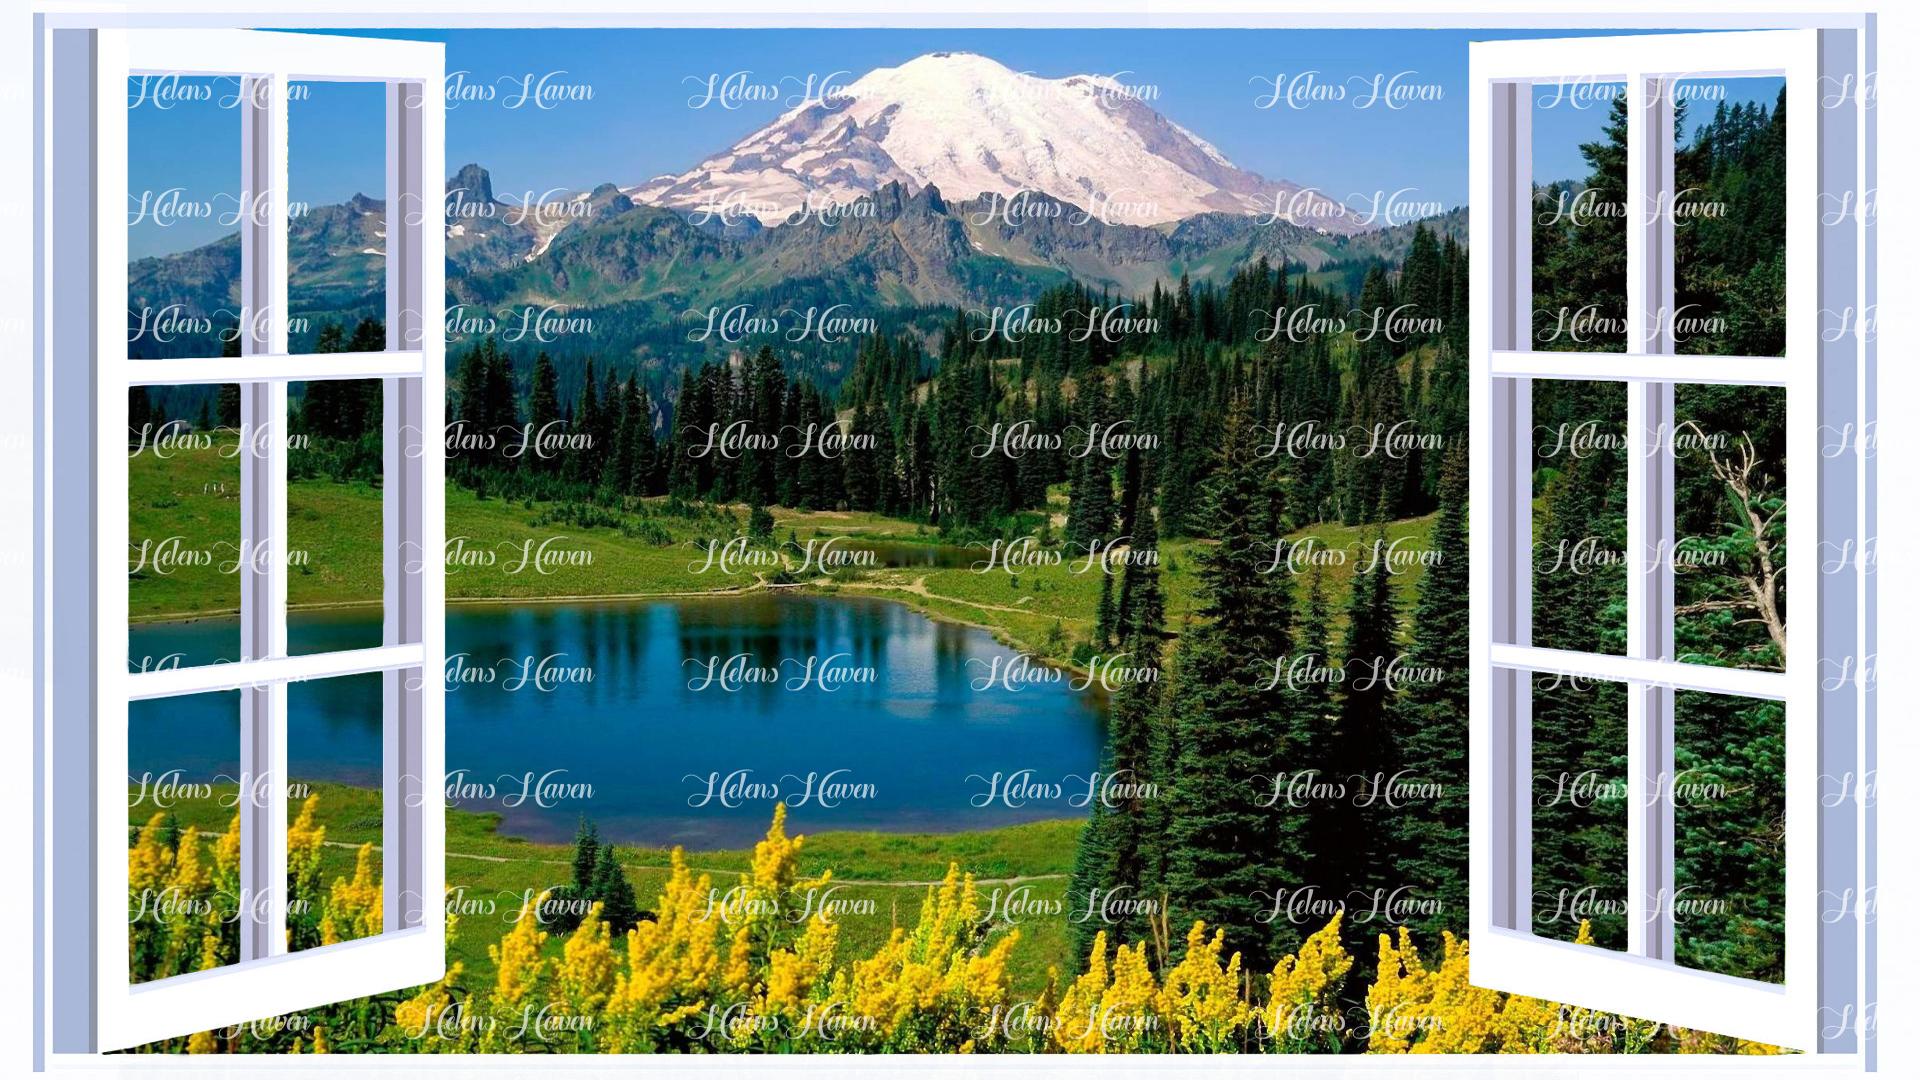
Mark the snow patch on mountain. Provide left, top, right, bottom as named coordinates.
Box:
left=629, top=51, right=1360, bottom=232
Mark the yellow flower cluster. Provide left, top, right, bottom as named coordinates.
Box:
left=321, top=844, right=383, bottom=945
left=406, top=809, right=1782, bottom=1056
left=139, top=800, right=1786, bottom=1057
left=127, top=811, right=241, bottom=983
left=1053, top=930, right=1162, bottom=1052
left=1052, top=920, right=1323, bottom=1054
left=1264, top=912, right=1355, bottom=1051
left=133, top=795, right=402, bottom=1052
left=830, top=864, right=1017, bottom=1050
left=1364, top=920, right=1780, bottom=1055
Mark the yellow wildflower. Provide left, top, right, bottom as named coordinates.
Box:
left=319, top=843, right=382, bottom=945
left=558, top=902, right=619, bottom=1016
left=490, top=890, right=551, bottom=1011
left=1159, top=923, right=1247, bottom=1052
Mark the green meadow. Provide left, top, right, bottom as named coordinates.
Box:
left=129, top=441, right=1436, bottom=995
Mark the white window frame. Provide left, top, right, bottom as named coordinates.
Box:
left=1468, top=29, right=1870, bottom=1055
left=46, top=28, right=446, bottom=1052
left=26, top=7, right=1877, bottom=1074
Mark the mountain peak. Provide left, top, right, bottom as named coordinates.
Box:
left=882, top=51, right=1016, bottom=78
left=903, top=50, right=993, bottom=64
left=627, top=51, right=1359, bottom=232
left=449, top=162, right=495, bottom=205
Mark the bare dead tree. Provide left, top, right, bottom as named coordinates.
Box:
left=1673, top=420, right=1787, bottom=663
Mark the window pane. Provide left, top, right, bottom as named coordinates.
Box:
left=1531, top=380, right=1627, bottom=655
left=1529, top=671, right=1628, bottom=950
left=1673, top=384, right=1786, bottom=672
left=1671, top=76, right=1788, bottom=357
left=288, top=80, right=388, bottom=353
left=128, top=690, right=244, bottom=984
left=288, top=673, right=385, bottom=952
left=128, top=383, right=243, bottom=670
left=126, top=75, right=242, bottom=360
left=288, top=378, right=385, bottom=654
left=1531, top=79, right=1627, bottom=353
left=1672, top=691, right=1785, bottom=984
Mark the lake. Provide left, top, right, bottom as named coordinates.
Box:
left=126, top=593, right=1108, bottom=848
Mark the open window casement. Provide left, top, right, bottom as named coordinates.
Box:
left=1468, top=29, right=1870, bottom=1054
left=48, top=29, right=446, bottom=1052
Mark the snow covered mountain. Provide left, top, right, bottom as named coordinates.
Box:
left=629, top=51, right=1363, bottom=233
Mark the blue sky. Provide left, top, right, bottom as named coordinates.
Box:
left=127, top=28, right=1785, bottom=258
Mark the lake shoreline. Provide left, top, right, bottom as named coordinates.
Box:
left=128, top=578, right=1108, bottom=678
left=131, top=589, right=1112, bottom=849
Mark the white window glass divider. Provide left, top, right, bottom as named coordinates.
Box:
left=1488, top=350, right=1793, bottom=386
left=126, top=351, right=428, bottom=386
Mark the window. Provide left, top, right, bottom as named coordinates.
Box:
left=1469, top=30, right=1868, bottom=1053
left=48, top=28, right=447, bottom=1051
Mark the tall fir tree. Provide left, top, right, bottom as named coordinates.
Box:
left=1069, top=482, right=1169, bottom=958
left=1386, top=447, right=1468, bottom=937
left=1319, top=527, right=1402, bottom=910
left=527, top=351, right=562, bottom=475
left=1160, top=391, right=1309, bottom=968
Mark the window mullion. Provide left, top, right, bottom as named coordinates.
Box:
left=236, top=71, right=291, bottom=963
left=382, top=79, right=431, bottom=933
left=1807, top=28, right=1865, bottom=1055
left=1483, top=79, right=1533, bottom=935
left=1625, top=72, right=1678, bottom=964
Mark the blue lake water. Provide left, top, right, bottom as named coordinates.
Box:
left=127, top=593, right=1107, bottom=849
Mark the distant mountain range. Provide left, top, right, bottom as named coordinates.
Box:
left=127, top=51, right=1465, bottom=366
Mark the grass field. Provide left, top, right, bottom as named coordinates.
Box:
left=131, top=440, right=1437, bottom=668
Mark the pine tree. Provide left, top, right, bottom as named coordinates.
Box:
left=528, top=352, right=562, bottom=474
left=570, top=817, right=600, bottom=897
left=602, top=379, right=635, bottom=500
left=1069, top=484, right=1168, bottom=959
left=630, top=382, right=659, bottom=495
left=1093, top=572, right=1116, bottom=651
left=1338, top=267, right=1410, bottom=524
left=1064, top=454, right=1116, bottom=548
left=748, top=503, right=775, bottom=540
left=1114, top=459, right=1165, bottom=641
left=216, top=383, right=240, bottom=429
left=589, top=844, right=642, bottom=933
left=129, top=387, right=154, bottom=441
left=1387, top=447, right=1468, bottom=937
left=303, top=322, right=348, bottom=441
left=568, top=358, right=601, bottom=487
left=345, top=318, right=388, bottom=438
left=747, top=345, right=784, bottom=507
left=1320, top=527, right=1401, bottom=907
left=1160, top=391, right=1308, bottom=968
left=449, top=337, right=494, bottom=475
left=545, top=817, right=604, bottom=932
left=1527, top=383, right=1631, bottom=948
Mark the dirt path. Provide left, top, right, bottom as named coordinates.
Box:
left=834, top=574, right=1048, bottom=621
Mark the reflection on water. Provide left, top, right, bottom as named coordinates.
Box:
left=128, top=593, right=1106, bottom=848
